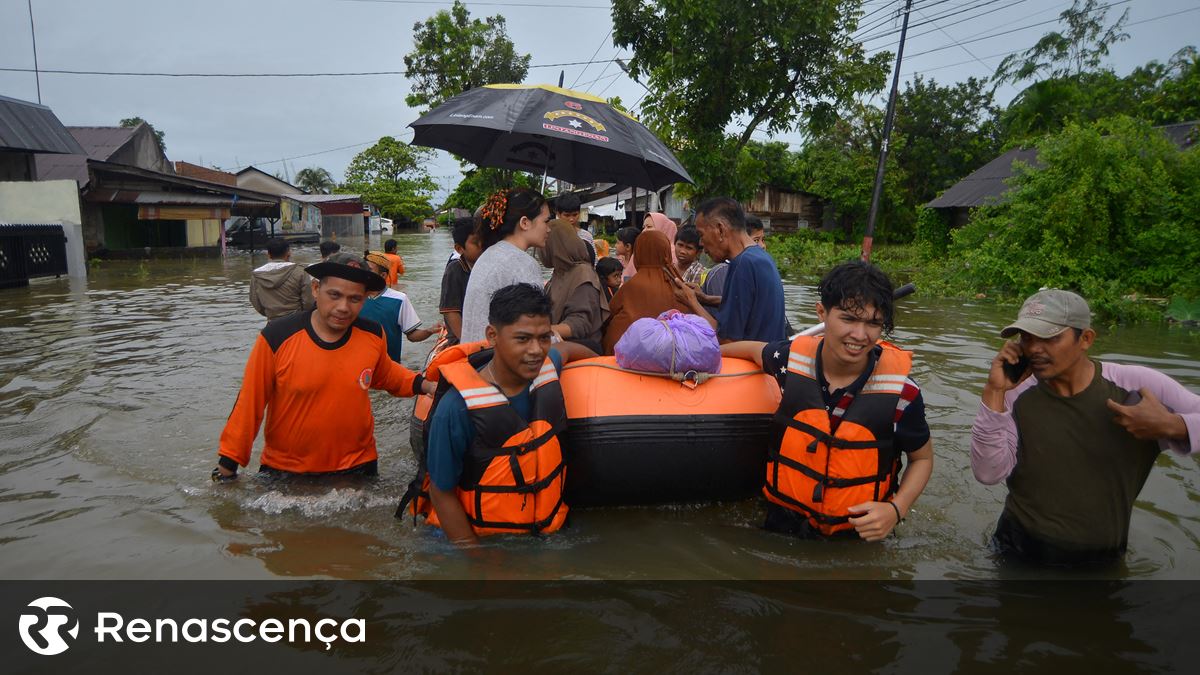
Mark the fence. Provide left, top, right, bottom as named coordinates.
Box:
left=0, top=224, right=69, bottom=289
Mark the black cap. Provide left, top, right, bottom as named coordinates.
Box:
left=305, top=252, right=386, bottom=293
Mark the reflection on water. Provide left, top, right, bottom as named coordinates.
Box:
left=1, top=231, right=1198, bottom=584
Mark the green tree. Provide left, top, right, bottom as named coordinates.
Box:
left=794, top=103, right=909, bottom=241
left=340, top=137, right=437, bottom=222
left=894, top=76, right=1001, bottom=207
left=612, top=0, right=889, bottom=201
left=403, top=0, right=531, bottom=112
left=293, top=166, right=335, bottom=195
left=993, top=0, right=1129, bottom=86
left=119, top=116, right=166, bottom=152
left=444, top=167, right=535, bottom=211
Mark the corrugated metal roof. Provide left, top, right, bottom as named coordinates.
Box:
left=1158, top=120, right=1199, bottom=150
left=33, top=126, right=139, bottom=187
left=926, top=148, right=1040, bottom=209
left=0, top=94, right=85, bottom=154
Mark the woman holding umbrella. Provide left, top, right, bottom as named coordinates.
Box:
left=459, top=188, right=552, bottom=343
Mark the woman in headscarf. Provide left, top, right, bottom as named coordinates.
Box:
left=601, top=229, right=691, bottom=355
left=545, top=221, right=609, bottom=354
left=642, top=212, right=679, bottom=266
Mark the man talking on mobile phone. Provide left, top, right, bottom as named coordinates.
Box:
left=972, top=289, right=1200, bottom=566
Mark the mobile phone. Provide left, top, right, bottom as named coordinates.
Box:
left=1123, top=389, right=1142, bottom=406
left=1002, top=355, right=1031, bottom=383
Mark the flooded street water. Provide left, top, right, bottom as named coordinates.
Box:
left=2, top=230, right=1199, bottom=583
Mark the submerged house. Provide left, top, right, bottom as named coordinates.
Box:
left=33, top=125, right=280, bottom=256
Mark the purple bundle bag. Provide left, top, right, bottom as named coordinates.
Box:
left=614, top=310, right=722, bottom=374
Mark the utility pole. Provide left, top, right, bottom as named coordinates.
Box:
left=27, top=0, right=41, bottom=104
left=862, top=0, right=913, bottom=262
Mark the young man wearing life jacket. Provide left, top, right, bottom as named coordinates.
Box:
left=401, top=283, right=595, bottom=544
left=973, top=289, right=1200, bottom=566
left=720, top=261, right=934, bottom=541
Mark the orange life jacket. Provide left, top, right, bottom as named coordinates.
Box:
left=764, top=335, right=913, bottom=536
left=401, top=341, right=568, bottom=536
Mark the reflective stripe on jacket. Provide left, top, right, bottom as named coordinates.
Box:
left=412, top=341, right=568, bottom=536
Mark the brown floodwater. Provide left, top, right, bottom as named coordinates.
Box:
left=1, top=231, right=1198, bottom=583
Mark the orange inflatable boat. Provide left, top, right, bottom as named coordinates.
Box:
left=408, top=353, right=781, bottom=507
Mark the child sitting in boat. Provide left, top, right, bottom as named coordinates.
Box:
left=404, top=283, right=595, bottom=544
left=595, top=256, right=623, bottom=304
left=674, top=226, right=705, bottom=284
left=614, top=226, right=639, bottom=283
left=720, top=261, right=934, bottom=542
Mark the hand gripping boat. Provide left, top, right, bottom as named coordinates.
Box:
left=408, top=353, right=781, bottom=507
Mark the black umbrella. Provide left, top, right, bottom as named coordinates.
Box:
left=408, top=84, right=692, bottom=191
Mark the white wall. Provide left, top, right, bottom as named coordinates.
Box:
left=0, top=180, right=87, bottom=278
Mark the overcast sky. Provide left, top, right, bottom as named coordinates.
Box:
left=2, top=0, right=1197, bottom=201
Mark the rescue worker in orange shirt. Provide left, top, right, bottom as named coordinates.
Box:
left=382, top=239, right=405, bottom=286
left=213, top=252, right=435, bottom=482
left=402, top=283, right=595, bottom=544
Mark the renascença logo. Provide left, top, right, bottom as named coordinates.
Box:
left=16, top=596, right=365, bottom=654
left=18, top=597, right=79, bottom=656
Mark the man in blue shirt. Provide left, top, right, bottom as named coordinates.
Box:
left=421, top=284, right=595, bottom=544
left=672, top=197, right=789, bottom=343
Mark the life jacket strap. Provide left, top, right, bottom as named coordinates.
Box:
left=469, top=460, right=566, bottom=494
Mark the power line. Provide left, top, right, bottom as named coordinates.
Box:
left=341, top=1, right=609, bottom=8
left=591, top=48, right=625, bottom=96
left=855, top=0, right=974, bottom=38
left=901, top=0, right=1167, bottom=60
left=239, top=130, right=415, bottom=170
left=914, top=7, right=991, bottom=70
left=0, top=58, right=620, bottom=78
left=571, top=28, right=613, bottom=88
left=860, top=0, right=1027, bottom=43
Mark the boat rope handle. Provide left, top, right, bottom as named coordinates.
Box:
left=560, top=361, right=760, bottom=383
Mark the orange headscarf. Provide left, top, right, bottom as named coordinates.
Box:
left=601, top=229, right=690, bottom=354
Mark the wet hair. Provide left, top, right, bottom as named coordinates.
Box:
left=384, top=239, right=398, bottom=253
left=675, top=226, right=701, bottom=247
left=595, top=256, right=623, bottom=279
left=555, top=193, right=581, bottom=213
left=616, top=226, right=640, bottom=248
left=319, top=241, right=340, bottom=257
left=696, top=197, right=747, bottom=232
left=817, top=261, right=896, bottom=334
left=746, top=215, right=765, bottom=235
left=488, top=283, right=552, bottom=328
left=476, top=188, right=548, bottom=250
left=265, top=238, right=289, bottom=258
left=451, top=216, right=477, bottom=248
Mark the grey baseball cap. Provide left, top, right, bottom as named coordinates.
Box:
left=1000, top=289, right=1091, bottom=338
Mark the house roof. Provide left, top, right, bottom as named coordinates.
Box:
left=288, top=193, right=361, bottom=203
left=1158, top=120, right=1199, bottom=151
left=926, top=148, right=1040, bottom=209
left=33, top=126, right=140, bottom=187
left=235, top=166, right=302, bottom=194
left=84, top=159, right=281, bottom=217
left=0, top=94, right=85, bottom=154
